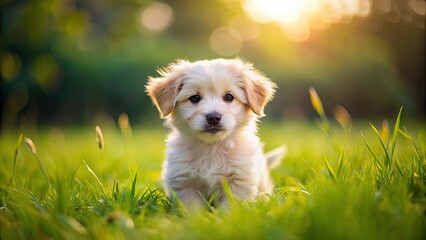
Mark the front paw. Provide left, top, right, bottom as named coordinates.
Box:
left=172, top=187, right=205, bottom=211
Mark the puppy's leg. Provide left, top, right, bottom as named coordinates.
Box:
left=174, top=187, right=204, bottom=211
left=219, top=177, right=258, bottom=206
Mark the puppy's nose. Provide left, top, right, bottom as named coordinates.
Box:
left=206, top=112, right=222, bottom=125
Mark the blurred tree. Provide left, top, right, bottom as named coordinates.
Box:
left=0, top=0, right=424, bottom=129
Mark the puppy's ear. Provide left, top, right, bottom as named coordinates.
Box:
left=146, top=60, right=190, bottom=118
left=230, top=59, right=276, bottom=116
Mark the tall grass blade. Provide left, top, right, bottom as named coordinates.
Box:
left=309, top=87, right=340, bottom=153
left=112, top=179, right=118, bottom=201
left=221, top=177, right=238, bottom=208
left=393, top=158, right=404, bottom=177
left=10, top=133, right=23, bottom=184
left=169, top=190, right=188, bottom=217
left=28, top=191, right=47, bottom=214
left=208, top=191, right=219, bottom=209
left=131, top=173, right=137, bottom=200
left=361, top=131, right=383, bottom=171
left=24, top=137, right=50, bottom=187
left=34, top=154, right=50, bottom=187
left=337, top=126, right=351, bottom=178
left=369, top=123, right=392, bottom=169
left=399, top=128, right=423, bottom=160
left=82, top=159, right=107, bottom=196
left=84, top=180, right=98, bottom=201
left=197, top=192, right=215, bottom=212
left=390, top=107, right=403, bottom=158
left=323, top=154, right=336, bottom=181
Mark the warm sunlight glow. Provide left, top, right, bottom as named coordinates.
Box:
left=244, top=0, right=317, bottom=25
left=242, top=0, right=375, bottom=41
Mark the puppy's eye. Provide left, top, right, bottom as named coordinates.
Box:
left=224, top=93, right=234, bottom=102
left=189, top=95, right=201, bottom=103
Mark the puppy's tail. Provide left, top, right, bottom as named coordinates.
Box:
left=265, top=145, right=287, bottom=169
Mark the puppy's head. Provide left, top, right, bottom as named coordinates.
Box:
left=146, top=59, right=276, bottom=142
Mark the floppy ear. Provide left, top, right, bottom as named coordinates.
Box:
left=145, top=60, right=190, bottom=118
left=230, top=59, right=276, bottom=116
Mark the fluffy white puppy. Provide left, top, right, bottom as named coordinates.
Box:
left=146, top=58, right=285, bottom=208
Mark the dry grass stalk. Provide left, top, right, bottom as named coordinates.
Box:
left=118, top=112, right=133, bottom=137
left=95, top=125, right=104, bottom=150
left=333, top=105, right=352, bottom=129
left=24, top=137, right=37, bottom=154
left=24, top=136, right=50, bottom=186
left=309, top=87, right=325, bottom=117
left=380, top=119, right=390, bottom=142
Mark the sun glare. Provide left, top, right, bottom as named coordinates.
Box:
left=244, top=0, right=314, bottom=24
left=210, top=0, right=424, bottom=54
left=242, top=0, right=376, bottom=41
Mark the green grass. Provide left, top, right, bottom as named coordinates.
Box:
left=0, top=116, right=425, bottom=240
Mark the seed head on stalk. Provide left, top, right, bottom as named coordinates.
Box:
left=95, top=125, right=104, bottom=150
left=309, top=87, right=325, bottom=118
left=24, top=137, right=50, bottom=187
left=118, top=112, right=133, bottom=137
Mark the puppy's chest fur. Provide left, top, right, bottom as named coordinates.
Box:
left=163, top=131, right=263, bottom=196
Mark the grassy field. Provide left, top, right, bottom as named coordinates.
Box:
left=0, top=112, right=425, bottom=239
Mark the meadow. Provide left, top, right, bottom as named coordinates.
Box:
left=0, top=107, right=425, bottom=240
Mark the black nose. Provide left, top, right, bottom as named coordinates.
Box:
left=206, top=112, right=222, bottom=125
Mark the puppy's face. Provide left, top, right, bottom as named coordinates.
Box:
left=146, top=59, right=276, bottom=143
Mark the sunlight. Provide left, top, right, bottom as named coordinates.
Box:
left=243, top=0, right=312, bottom=24
left=241, top=0, right=375, bottom=41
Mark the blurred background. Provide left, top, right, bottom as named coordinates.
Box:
left=1, top=0, right=425, bottom=130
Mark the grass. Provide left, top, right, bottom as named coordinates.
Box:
left=0, top=111, right=425, bottom=239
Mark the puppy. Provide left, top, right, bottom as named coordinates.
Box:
left=146, top=58, right=285, bottom=209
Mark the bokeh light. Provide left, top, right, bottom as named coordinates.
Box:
left=30, top=55, right=61, bottom=94
left=229, top=15, right=262, bottom=41
left=0, top=52, right=21, bottom=82
left=138, top=2, right=174, bottom=32
left=7, top=82, right=28, bottom=113
left=209, top=27, right=243, bottom=56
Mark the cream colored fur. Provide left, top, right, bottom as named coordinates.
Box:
left=146, top=58, right=283, bottom=209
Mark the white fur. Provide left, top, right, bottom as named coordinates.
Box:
left=146, top=58, right=280, bottom=209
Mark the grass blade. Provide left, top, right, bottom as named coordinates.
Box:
left=131, top=173, right=137, bottom=200
left=390, top=107, right=403, bottom=158
left=337, top=126, right=351, bottom=178
left=82, top=159, right=107, bottom=196
left=221, top=177, right=238, bottom=208
left=393, top=158, right=404, bottom=177
left=399, top=128, right=423, bottom=160
left=112, top=179, right=118, bottom=201
left=24, top=137, right=50, bottom=187
left=361, top=131, right=383, bottom=171
left=197, top=191, right=215, bottom=212
left=34, top=154, right=50, bottom=187
left=369, top=123, right=392, bottom=169
left=28, top=191, right=48, bottom=214
left=323, top=154, right=336, bottom=181
left=9, top=133, right=23, bottom=184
